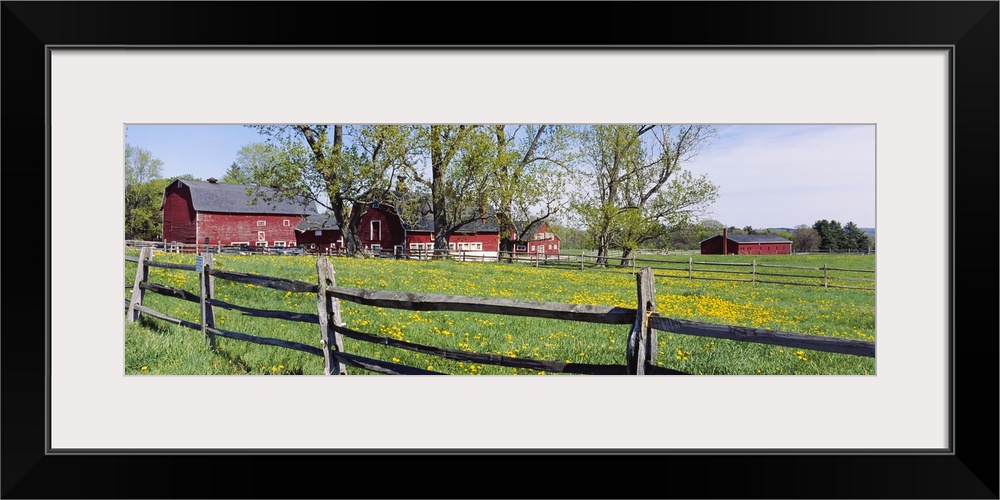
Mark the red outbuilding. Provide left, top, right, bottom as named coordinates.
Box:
left=700, top=228, right=792, bottom=255
left=380, top=197, right=501, bottom=258
left=294, top=213, right=343, bottom=254
left=160, top=178, right=317, bottom=249
left=512, top=220, right=561, bottom=255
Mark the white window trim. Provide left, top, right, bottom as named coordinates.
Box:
left=231, top=241, right=249, bottom=246
left=371, top=244, right=382, bottom=252
left=257, top=231, right=266, bottom=241
left=257, top=220, right=266, bottom=226
left=370, top=220, right=381, bottom=240
left=255, top=241, right=267, bottom=247
left=273, top=241, right=286, bottom=247
left=283, top=219, right=290, bottom=226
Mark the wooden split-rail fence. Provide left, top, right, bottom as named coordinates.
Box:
left=125, top=249, right=876, bottom=375
left=499, top=251, right=875, bottom=291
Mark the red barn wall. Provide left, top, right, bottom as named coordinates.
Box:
left=404, top=232, right=499, bottom=251
left=198, top=213, right=305, bottom=246
left=451, top=233, right=500, bottom=251
left=735, top=242, right=792, bottom=255
left=161, top=187, right=197, bottom=243
left=296, top=230, right=344, bottom=253
left=358, top=206, right=407, bottom=250
left=700, top=236, right=725, bottom=254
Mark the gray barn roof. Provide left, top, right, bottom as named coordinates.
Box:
left=171, top=179, right=318, bottom=215
left=296, top=213, right=341, bottom=232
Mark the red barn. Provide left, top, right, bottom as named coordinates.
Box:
left=348, top=195, right=500, bottom=258
left=294, top=213, right=343, bottom=254
left=513, top=220, right=561, bottom=255
left=700, top=229, right=792, bottom=255
left=160, top=178, right=317, bottom=249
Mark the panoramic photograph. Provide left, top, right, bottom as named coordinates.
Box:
left=124, top=124, right=876, bottom=376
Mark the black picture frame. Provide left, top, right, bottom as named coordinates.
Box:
left=3, top=2, right=997, bottom=498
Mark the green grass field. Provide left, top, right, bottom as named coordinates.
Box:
left=125, top=251, right=876, bottom=376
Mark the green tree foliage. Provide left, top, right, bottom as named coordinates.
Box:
left=125, top=144, right=165, bottom=240
left=484, top=125, right=574, bottom=260
left=842, top=221, right=872, bottom=251
left=570, top=125, right=719, bottom=265
left=247, top=125, right=420, bottom=256
left=546, top=221, right=588, bottom=249
left=221, top=142, right=284, bottom=185
left=812, top=219, right=869, bottom=252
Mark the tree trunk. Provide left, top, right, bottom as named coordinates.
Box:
left=430, top=125, right=449, bottom=258
left=343, top=202, right=366, bottom=257
left=499, top=238, right=515, bottom=263
left=619, top=248, right=633, bottom=267
left=596, top=235, right=609, bottom=267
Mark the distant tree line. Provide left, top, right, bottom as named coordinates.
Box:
left=797, top=220, right=872, bottom=252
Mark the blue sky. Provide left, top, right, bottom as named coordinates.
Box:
left=124, top=124, right=876, bottom=229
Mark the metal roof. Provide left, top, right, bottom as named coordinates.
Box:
left=170, top=179, right=318, bottom=215
left=296, top=213, right=340, bottom=231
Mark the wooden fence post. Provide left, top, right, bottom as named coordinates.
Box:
left=823, top=263, right=828, bottom=289
left=317, top=257, right=347, bottom=375
left=626, top=267, right=656, bottom=375
left=200, top=253, right=216, bottom=350
left=688, top=257, right=693, bottom=280
left=752, top=259, right=757, bottom=285
left=581, top=249, right=585, bottom=271
left=127, top=247, right=151, bottom=323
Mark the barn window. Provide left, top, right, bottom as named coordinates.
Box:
left=449, top=243, right=456, bottom=250
left=371, top=220, right=381, bottom=240
left=255, top=241, right=266, bottom=247
left=283, top=219, right=290, bottom=227
left=371, top=244, right=381, bottom=253
left=315, top=230, right=322, bottom=236
left=258, top=231, right=266, bottom=241
left=410, top=243, right=423, bottom=250
left=472, top=242, right=482, bottom=251
left=530, top=245, right=535, bottom=251
left=257, top=220, right=266, bottom=226
left=515, top=244, right=526, bottom=252
left=273, top=241, right=286, bottom=248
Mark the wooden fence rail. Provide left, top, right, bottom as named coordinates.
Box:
left=499, top=251, right=875, bottom=291
left=125, top=252, right=875, bottom=376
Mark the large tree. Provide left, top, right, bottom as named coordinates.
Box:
left=792, top=224, right=821, bottom=253
left=248, top=125, right=418, bottom=256
left=813, top=219, right=848, bottom=251
left=842, top=221, right=872, bottom=252
left=221, top=142, right=283, bottom=185
left=485, top=125, right=574, bottom=260
left=124, top=144, right=165, bottom=240
left=570, top=125, right=719, bottom=265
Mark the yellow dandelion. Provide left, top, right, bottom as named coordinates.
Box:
left=141, top=366, right=148, bottom=371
